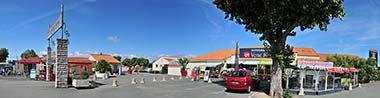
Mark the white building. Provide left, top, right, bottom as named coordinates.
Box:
left=152, top=56, right=178, bottom=71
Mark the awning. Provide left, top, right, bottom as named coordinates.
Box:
left=327, top=67, right=344, bottom=73
left=199, top=62, right=222, bottom=67
left=345, top=67, right=359, bottom=73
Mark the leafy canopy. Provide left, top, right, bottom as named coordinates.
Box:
left=21, top=49, right=39, bottom=59
left=0, top=48, right=9, bottom=62
left=122, top=57, right=149, bottom=67
left=95, top=60, right=112, bottom=73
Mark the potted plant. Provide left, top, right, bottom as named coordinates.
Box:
left=179, top=58, right=190, bottom=77
left=95, top=60, right=112, bottom=79
left=72, top=70, right=91, bottom=88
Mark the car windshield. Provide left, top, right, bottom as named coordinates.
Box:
left=230, top=71, right=246, bottom=77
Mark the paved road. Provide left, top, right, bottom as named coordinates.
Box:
left=297, top=82, right=380, bottom=98
left=0, top=73, right=256, bottom=98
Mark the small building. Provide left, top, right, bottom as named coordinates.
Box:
left=68, top=57, right=95, bottom=75
left=89, top=54, right=122, bottom=75
left=152, top=56, right=179, bottom=71
left=16, top=57, right=46, bottom=79
left=168, top=64, right=181, bottom=76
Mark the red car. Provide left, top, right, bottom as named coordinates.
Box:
left=225, top=70, right=256, bottom=92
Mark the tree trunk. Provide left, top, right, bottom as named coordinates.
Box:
left=270, top=58, right=283, bottom=98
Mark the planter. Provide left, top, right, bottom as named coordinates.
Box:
left=95, top=72, right=109, bottom=79
left=72, top=79, right=91, bottom=88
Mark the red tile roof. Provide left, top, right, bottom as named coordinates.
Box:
left=318, top=53, right=360, bottom=62
left=90, top=54, right=121, bottom=64
left=68, top=57, right=94, bottom=64
left=191, top=49, right=235, bottom=61
left=293, top=47, right=319, bottom=57
left=16, top=57, right=45, bottom=64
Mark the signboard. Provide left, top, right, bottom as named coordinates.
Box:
left=369, top=49, right=378, bottom=66
left=203, top=70, right=210, bottom=81
left=297, top=61, right=333, bottom=69
left=55, top=39, right=68, bottom=88
left=30, top=68, right=36, bottom=79
left=47, top=12, right=63, bottom=39
left=239, top=48, right=270, bottom=58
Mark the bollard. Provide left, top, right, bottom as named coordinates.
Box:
left=153, top=77, right=157, bottom=82
left=140, top=77, right=145, bottom=84
left=112, top=79, right=118, bottom=87
left=349, top=83, right=352, bottom=91
left=162, top=76, right=166, bottom=81
left=131, top=78, right=137, bottom=84
left=171, top=76, right=175, bottom=80
left=298, top=88, right=305, bottom=95
left=93, top=75, right=97, bottom=81
left=208, top=78, right=212, bottom=83
left=179, top=76, right=182, bottom=80
left=359, top=83, right=362, bottom=88
left=103, top=75, right=106, bottom=80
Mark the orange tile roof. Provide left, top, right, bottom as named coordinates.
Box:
left=250, top=46, right=319, bottom=57
left=249, top=46, right=265, bottom=48
left=68, top=57, right=94, bottom=64
left=164, top=58, right=174, bottom=62
left=191, top=49, right=235, bottom=61
left=318, top=53, right=360, bottom=62
left=293, top=47, right=319, bottom=57
left=90, top=54, right=121, bottom=64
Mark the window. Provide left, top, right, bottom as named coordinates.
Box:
left=230, top=71, right=246, bottom=77
left=156, top=65, right=158, bottom=68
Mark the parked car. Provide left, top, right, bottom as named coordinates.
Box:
left=225, top=70, right=257, bottom=93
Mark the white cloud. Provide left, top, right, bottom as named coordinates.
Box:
left=107, top=36, right=121, bottom=43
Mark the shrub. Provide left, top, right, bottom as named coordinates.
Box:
left=283, top=89, right=293, bottom=98
left=95, top=60, right=112, bottom=73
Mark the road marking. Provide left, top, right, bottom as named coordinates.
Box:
left=247, top=92, right=256, bottom=98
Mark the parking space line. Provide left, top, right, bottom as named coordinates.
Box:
left=247, top=92, right=256, bottom=98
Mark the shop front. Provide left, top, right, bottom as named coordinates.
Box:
left=290, top=61, right=346, bottom=95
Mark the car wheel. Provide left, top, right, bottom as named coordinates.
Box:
left=247, top=86, right=251, bottom=93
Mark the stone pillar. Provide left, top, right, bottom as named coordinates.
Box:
left=299, top=70, right=305, bottom=95
left=55, top=39, right=68, bottom=88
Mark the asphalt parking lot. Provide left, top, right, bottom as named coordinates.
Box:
left=0, top=73, right=257, bottom=98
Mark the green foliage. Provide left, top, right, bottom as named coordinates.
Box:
left=327, top=55, right=380, bottom=83
left=21, top=49, right=39, bottom=59
left=283, top=89, right=293, bottom=98
left=122, top=57, right=149, bottom=67
left=161, top=65, right=168, bottom=74
left=95, top=60, right=112, bottom=73
left=179, top=58, right=190, bottom=70
left=72, top=69, right=90, bottom=80
left=113, top=56, right=122, bottom=61
left=0, top=48, right=9, bottom=62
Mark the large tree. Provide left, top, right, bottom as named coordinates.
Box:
left=213, top=0, right=345, bottom=97
left=21, top=49, right=39, bottom=59
left=0, top=48, right=9, bottom=62
left=113, top=56, right=122, bottom=61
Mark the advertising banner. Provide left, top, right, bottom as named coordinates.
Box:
left=369, top=49, right=378, bottom=66
left=297, top=61, right=333, bottom=68
left=239, top=48, right=270, bottom=58
left=204, top=70, right=210, bottom=81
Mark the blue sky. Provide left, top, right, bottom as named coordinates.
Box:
left=1, top=0, right=380, bottom=62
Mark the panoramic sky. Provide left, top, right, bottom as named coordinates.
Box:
left=1, top=0, right=380, bottom=62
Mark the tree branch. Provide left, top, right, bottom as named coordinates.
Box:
left=282, top=16, right=305, bottom=40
